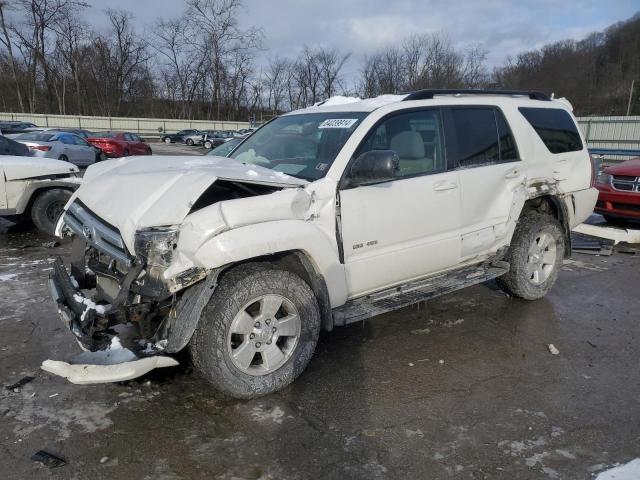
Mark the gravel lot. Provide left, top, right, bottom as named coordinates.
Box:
left=0, top=148, right=638, bottom=479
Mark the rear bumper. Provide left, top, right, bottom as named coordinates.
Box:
left=594, top=183, right=640, bottom=219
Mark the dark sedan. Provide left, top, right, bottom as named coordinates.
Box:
left=0, top=134, right=30, bottom=156
left=160, top=129, right=201, bottom=144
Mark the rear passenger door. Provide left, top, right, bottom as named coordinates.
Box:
left=339, top=108, right=462, bottom=297
left=444, top=106, right=524, bottom=260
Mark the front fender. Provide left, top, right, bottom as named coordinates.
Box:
left=193, top=220, right=348, bottom=307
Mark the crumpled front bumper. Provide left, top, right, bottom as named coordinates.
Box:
left=46, top=257, right=179, bottom=383
left=48, top=256, right=110, bottom=351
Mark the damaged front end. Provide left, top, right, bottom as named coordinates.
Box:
left=46, top=202, right=209, bottom=382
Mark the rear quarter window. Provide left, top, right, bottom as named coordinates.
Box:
left=519, top=107, right=583, bottom=154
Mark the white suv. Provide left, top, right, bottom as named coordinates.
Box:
left=48, top=90, right=597, bottom=398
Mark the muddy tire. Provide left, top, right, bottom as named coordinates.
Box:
left=31, top=188, right=72, bottom=235
left=497, top=212, right=565, bottom=300
left=190, top=263, right=320, bottom=399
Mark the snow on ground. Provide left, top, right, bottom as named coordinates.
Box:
left=0, top=273, right=17, bottom=281
left=595, top=459, right=640, bottom=480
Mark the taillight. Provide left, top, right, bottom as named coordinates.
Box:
left=29, top=145, right=51, bottom=151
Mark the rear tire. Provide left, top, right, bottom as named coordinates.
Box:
left=123, top=149, right=129, bottom=156
left=58, top=155, right=68, bottom=162
left=497, top=212, right=565, bottom=300
left=164, top=137, right=172, bottom=144
left=31, top=189, right=72, bottom=235
left=186, top=138, right=194, bottom=146
left=203, top=140, right=212, bottom=149
left=190, top=263, right=321, bottom=399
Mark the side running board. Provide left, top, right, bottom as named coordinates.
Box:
left=333, top=261, right=509, bottom=326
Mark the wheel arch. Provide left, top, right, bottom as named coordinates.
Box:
left=521, top=194, right=572, bottom=257
left=14, top=181, right=77, bottom=216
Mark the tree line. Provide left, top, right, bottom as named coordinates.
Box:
left=0, top=0, right=638, bottom=121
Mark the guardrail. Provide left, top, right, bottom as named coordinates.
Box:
left=0, top=112, right=251, bottom=138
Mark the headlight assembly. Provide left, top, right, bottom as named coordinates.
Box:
left=134, top=227, right=179, bottom=268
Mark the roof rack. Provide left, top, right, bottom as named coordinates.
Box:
left=402, top=89, right=551, bottom=101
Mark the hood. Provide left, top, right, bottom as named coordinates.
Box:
left=605, top=157, right=640, bottom=177
left=73, top=155, right=307, bottom=249
left=0, top=155, right=78, bottom=181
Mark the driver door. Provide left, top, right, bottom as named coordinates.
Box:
left=338, top=108, right=462, bottom=297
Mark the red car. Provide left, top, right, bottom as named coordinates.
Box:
left=594, top=157, right=640, bottom=222
left=87, top=131, right=152, bottom=158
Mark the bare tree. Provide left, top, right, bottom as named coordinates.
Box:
left=0, top=0, right=24, bottom=111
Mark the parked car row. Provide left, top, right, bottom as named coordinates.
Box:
left=160, top=127, right=256, bottom=148
left=0, top=122, right=153, bottom=167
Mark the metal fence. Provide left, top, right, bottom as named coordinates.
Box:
left=577, top=116, right=640, bottom=162
left=0, top=112, right=251, bottom=138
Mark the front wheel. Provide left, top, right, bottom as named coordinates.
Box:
left=186, top=138, right=194, bottom=146
left=497, top=212, right=565, bottom=300
left=163, top=137, right=172, bottom=144
left=190, top=263, right=321, bottom=398
left=31, top=188, right=72, bottom=235
left=203, top=140, right=212, bottom=149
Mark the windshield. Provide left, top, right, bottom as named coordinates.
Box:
left=229, top=112, right=368, bottom=181
left=207, top=137, right=243, bottom=157
left=93, top=132, right=119, bottom=139
left=15, top=132, right=54, bottom=142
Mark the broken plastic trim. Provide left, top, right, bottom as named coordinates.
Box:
left=41, top=356, right=179, bottom=384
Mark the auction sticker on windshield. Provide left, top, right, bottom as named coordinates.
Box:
left=318, top=118, right=359, bottom=129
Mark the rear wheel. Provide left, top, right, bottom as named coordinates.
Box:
left=164, top=137, right=172, bottom=144
left=190, top=263, right=321, bottom=399
left=123, top=149, right=130, bottom=156
left=58, top=154, right=68, bottom=162
left=186, top=138, right=194, bottom=146
left=203, top=140, right=212, bottom=149
left=497, top=212, right=565, bottom=300
left=31, top=189, right=72, bottom=235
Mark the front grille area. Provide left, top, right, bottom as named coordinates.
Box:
left=612, top=175, right=640, bottom=192
left=64, top=201, right=133, bottom=266
left=612, top=202, right=640, bottom=212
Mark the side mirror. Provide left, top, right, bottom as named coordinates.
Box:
left=348, top=150, right=399, bottom=187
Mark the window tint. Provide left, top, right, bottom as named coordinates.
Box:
left=123, top=133, right=134, bottom=141
left=356, top=109, right=446, bottom=178
left=519, top=107, right=582, bottom=153
left=448, top=108, right=500, bottom=167
left=495, top=109, right=519, bottom=161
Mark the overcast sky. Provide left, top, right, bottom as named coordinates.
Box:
left=84, top=0, right=640, bottom=78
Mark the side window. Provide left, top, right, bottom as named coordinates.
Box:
left=59, top=135, right=73, bottom=145
left=519, top=107, right=583, bottom=153
left=448, top=107, right=500, bottom=167
left=356, top=109, right=446, bottom=178
left=123, top=133, right=134, bottom=141
left=495, top=109, right=519, bottom=161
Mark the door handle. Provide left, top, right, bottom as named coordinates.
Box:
left=505, top=169, right=520, bottom=179
left=433, top=182, right=458, bottom=191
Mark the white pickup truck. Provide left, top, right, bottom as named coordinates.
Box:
left=47, top=90, right=597, bottom=398
left=1, top=155, right=80, bottom=234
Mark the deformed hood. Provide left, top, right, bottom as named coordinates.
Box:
left=72, top=155, right=307, bottom=246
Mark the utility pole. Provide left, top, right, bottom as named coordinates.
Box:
left=626, top=79, right=636, bottom=116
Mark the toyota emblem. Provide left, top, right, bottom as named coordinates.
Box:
left=82, top=225, right=92, bottom=240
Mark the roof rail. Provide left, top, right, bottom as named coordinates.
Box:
left=402, top=89, right=551, bottom=101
